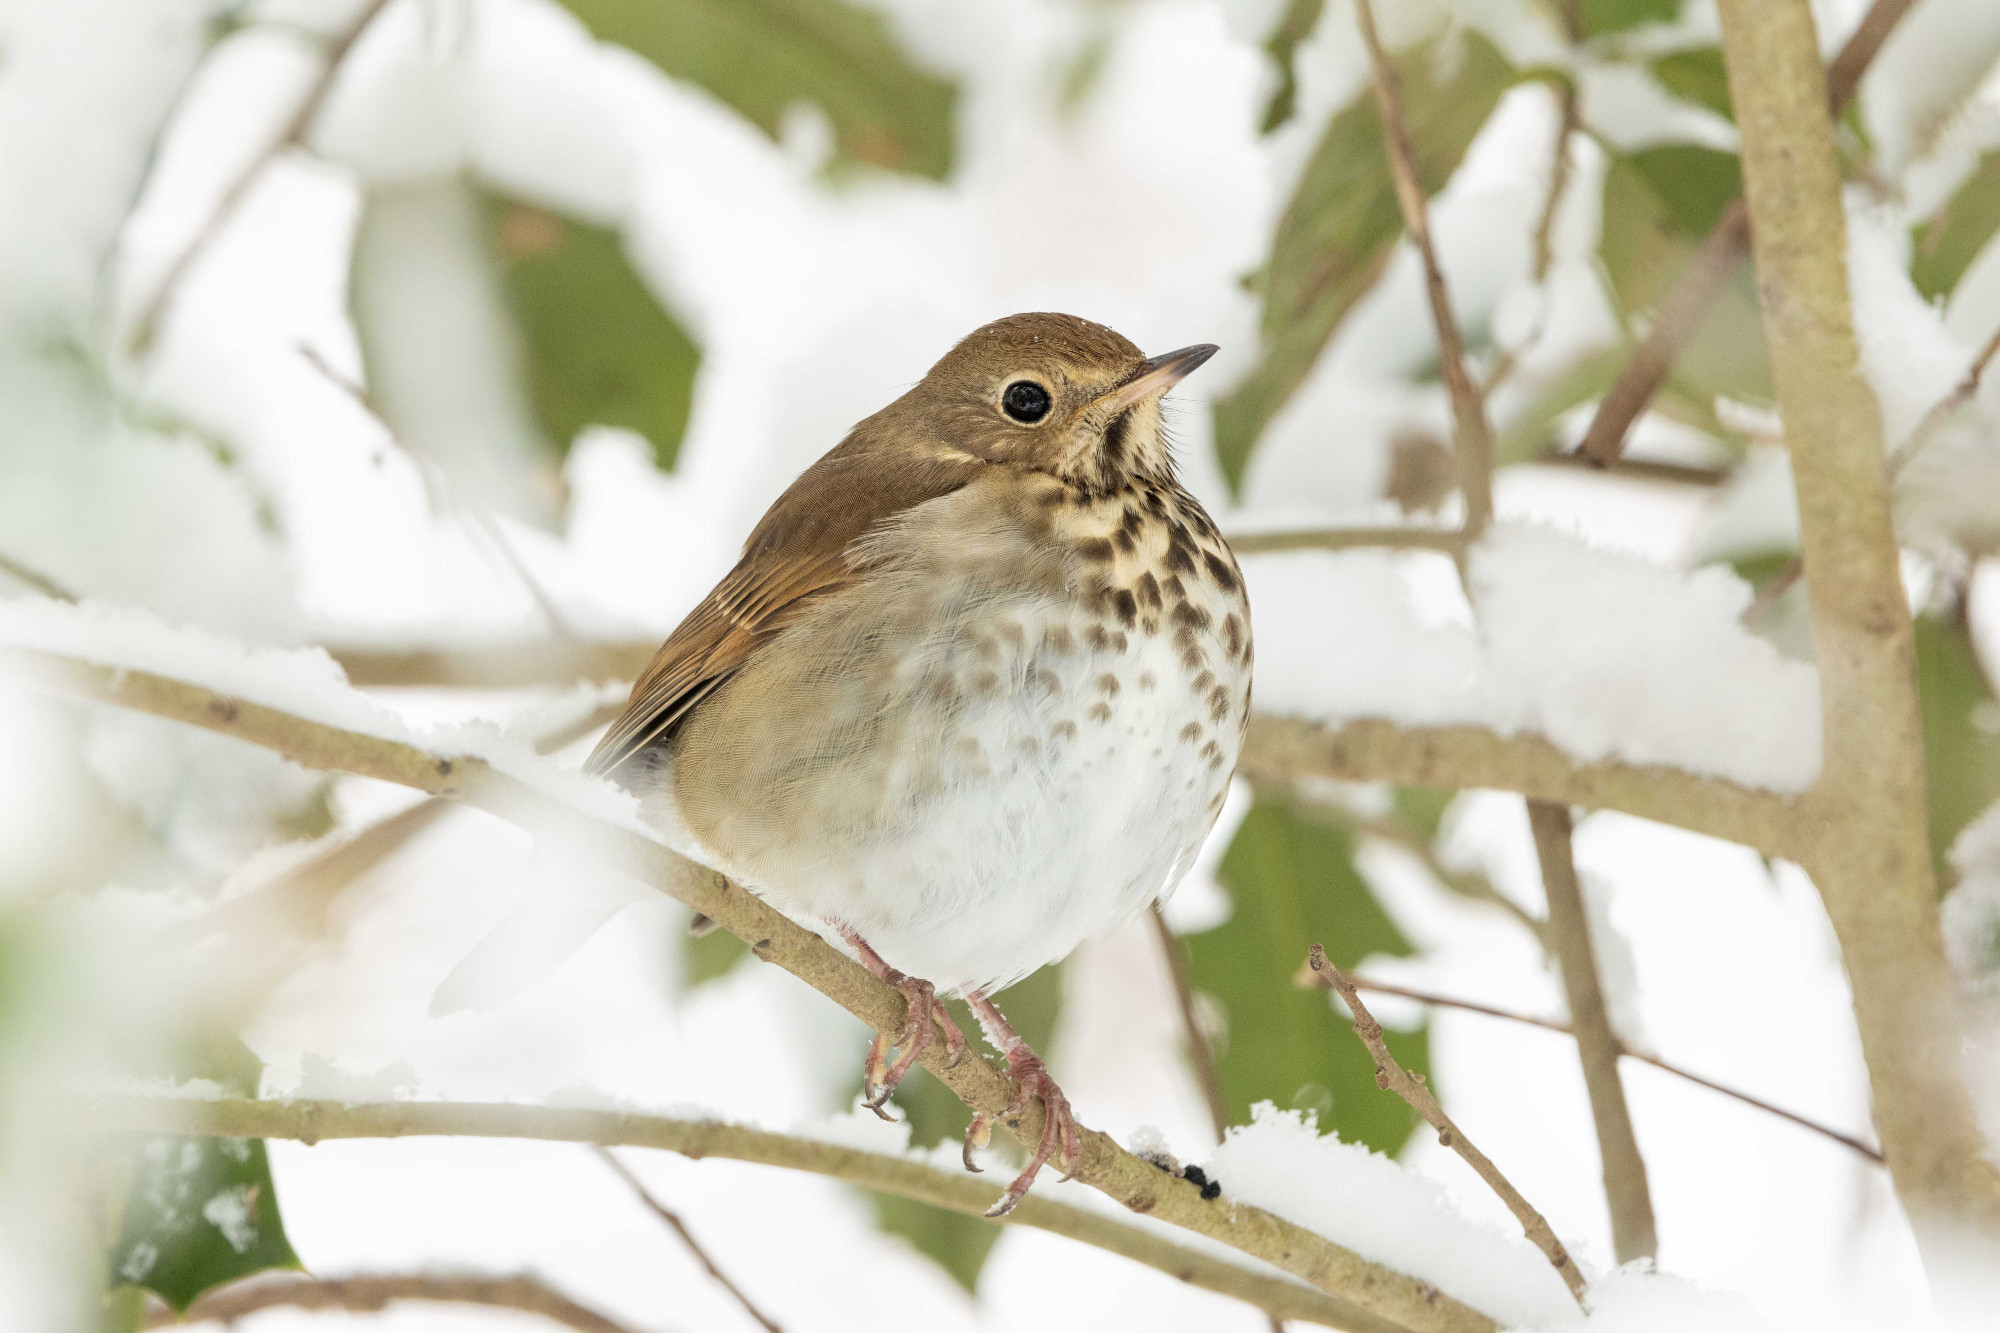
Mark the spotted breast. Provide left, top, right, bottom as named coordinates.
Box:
left=653, top=466, right=1251, bottom=996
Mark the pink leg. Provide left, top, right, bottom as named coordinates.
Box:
left=837, top=926, right=967, bottom=1119
left=962, top=990, right=1081, bottom=1217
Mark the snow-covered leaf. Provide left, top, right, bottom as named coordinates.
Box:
left=1213, top=30, right=1515, bottom=492
left=554, top=0, right=957, bottom=178
left=865, top=965, right=1062, bottom=1292
left=1912, top=150, right=2000, bottom=302
left=101, top=1038, right=298, bottom=1312
left=1191, top=799, right=1428, bottom=1155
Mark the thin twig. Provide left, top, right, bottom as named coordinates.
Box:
left=149, top=1272, right=635, bottom=1333
left=1742, top=317, right=2000, bottom=626
left=1533, top=452, right=1727, bottom=487
left=95, top=1095, right=1404, bottom=1333
left=1480, top=73, right=1581, bottom=406
left=1303, top=798, right=1547, bottom=943
left=593, top=1147, right=784, bottom=1333
left=1226, top=526, right=1467, bottom=557
left=1573, top=0, right=1919, bottom=467
left=0, top=550, right=77, bottom=601
left=1351, top=0, right=1496, bottom=537
left=1307, top=946, right=1586, bottom=1304
left=1304, top=974, right=1885, bottom=1164
left=1526, top=801, right=1657, bottom=1263
left=7, top=648, right=1492, bottom=1333
left=129, top=0, right=397, bottom=354
left=1149, top=904, right=1231, bottom=1142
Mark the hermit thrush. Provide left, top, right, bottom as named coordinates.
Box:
left=586, top=312, right=1252, bottom=1213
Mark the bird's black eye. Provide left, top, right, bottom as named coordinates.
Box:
left=1002, top=380, right=1052, bottom=423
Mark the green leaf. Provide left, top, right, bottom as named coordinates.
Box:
left=1579, top=0, right=1679, bottom=37
left=1391, top=786, right=1458, bottom=841
left=1916, top=611, right=2000, bottom=881
left=486, top=196, right=701, bottom=472
left=1598, top=148, right=1772, bottom=408
left=1257, top=0, right=1328, bottom=134
left=553, top=0, right=957, bottom=178
left=1213, top=30, right=1515, bottom=492
left=1650, top=47, right=1731, bottom=120
left=865, top=965, right=1063, bottom=1292
left=100, top=1035, right=299, bottom=1312
left=1190, top=800, right=1428, bottom=1153
left=1912, top=152, right=2000, bottom=302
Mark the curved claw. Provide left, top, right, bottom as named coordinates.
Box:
left=970, top=1043, right=1077, bottom=1218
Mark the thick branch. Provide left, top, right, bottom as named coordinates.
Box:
left=1718, top=0, right=2000, bottom=1238
left=1526, top=802, right=1656, bottom=1263
left=1239, top=715, right=1810, bottom=862
left=1306, top=949, right=1586, bottom=1305
left=1352, top=0, right=1496, bottom=535
left=1574, top=0, right=1918, bottom=466
left=7, top=650, right=1494, bottom=1333
left=150, top=1272, right=633, bottom=1333
left=94, top=1096, right=1395, bottom=1333
left=1229, top=527, right=1467, bottom=557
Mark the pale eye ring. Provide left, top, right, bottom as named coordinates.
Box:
left=1002, top=380, right=1052, bottom=423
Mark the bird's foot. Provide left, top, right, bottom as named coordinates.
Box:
left=838, top=926, right=967, bottom=1119
left=963, top=991, right=1080, bottom=1218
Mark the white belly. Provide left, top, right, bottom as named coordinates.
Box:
left=658, top=585, right=1245, bottom=994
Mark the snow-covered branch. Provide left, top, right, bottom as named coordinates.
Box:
left=4, top=634, right=1493, bottom=1333
left=93, top=1094, right=1393, bottom=1333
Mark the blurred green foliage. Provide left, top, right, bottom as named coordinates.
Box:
left=1649, top=46, right=1732, bottom=121
left=1912, top=152, right=2000, bottom=302
left=1191, top=800, right=1428, bottom=1154
left=554, top=0, right=957, bottom=179
left=1599, top=147, right=1771, bottom=414
left=100, top=1035, right=298, bottom=1314
left=1214, top=31, right=1514, bottom=492
left=1257, top=0, right=1327, bottom=133
left=485, top=196, right=702, bottom=473
left=1915, top=611, right=2000, bottom=881
left=1579, top=0, right=1680, bottom=37
left=865, top=966, right=1064, bottom=1292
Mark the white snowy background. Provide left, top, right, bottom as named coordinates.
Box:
left=4, top=0, right=2000, bottom=1329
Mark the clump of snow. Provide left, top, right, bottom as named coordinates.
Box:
left=1515, top=1264, right=1759, bottom=1332
left=1248, top=525, right=1823, bottom=792
left=89, top=1076, right=231, bottom=1102
left=201, top=1184, right=259, bottom=1254
left=0, top=595, right=415, bottom=743
left=281, top=1055, right=421, bottom=1104
left=1203, top=1103, right=1579, bottom=1328
left=1581, top=871, right=1648, bottom=1049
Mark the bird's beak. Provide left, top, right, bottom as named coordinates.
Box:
left=1092, top=343, right=1220, bottom=416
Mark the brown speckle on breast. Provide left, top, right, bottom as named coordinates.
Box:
left=1096, top=673, right=1121, bottom=697
left=1088, top=701, right=1114, bottom=724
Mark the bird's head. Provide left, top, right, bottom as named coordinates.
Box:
left=899, top=312, right=1217, bottom=497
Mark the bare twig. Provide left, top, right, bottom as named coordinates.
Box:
left=333, top=639, right=657, bottom=688
left=96, top=1096, right=1403, bottom=1333
left=1227, top=526, right=1467, bottom=557
left=1351, top=0, right=1496, bottom=536
left=8, top=649, right=1491, bottom=1333
left=1307, top=946, right=1587, bottom=1304
left=149, top=1272, right=634, bottom=1333
left=1303, top=973, right=1885, bottom=1164
left=593, top=1147, right=783, bottom=1333
left=1526, top=801, right=1657, bottom=1262
left=1533, top=452, right=1727, bottom=487
left=0, top=551, right=76, bottom=601
left=1149, top=904, right=1231, bottom=1142
left=1574, top=0, right=1919, bottom=467
left=128, top=0, right=396, bottom=354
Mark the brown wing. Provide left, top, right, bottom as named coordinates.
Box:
left=582, top=436, right=985, bottom=780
